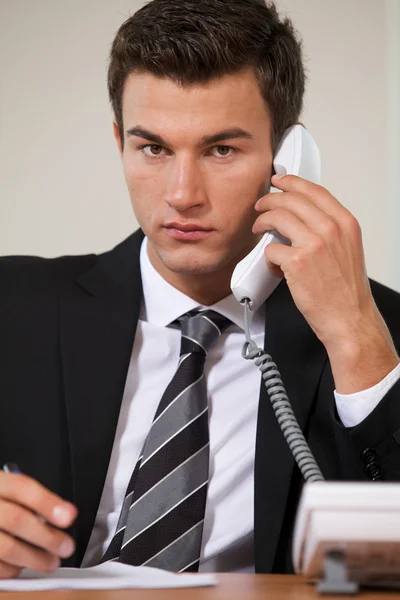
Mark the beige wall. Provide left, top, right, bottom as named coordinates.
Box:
left=1, top=1, right=399, bottom=290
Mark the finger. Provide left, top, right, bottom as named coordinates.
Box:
left=252, top=208, right=317, bottom=248
left=256, top=192, right=340, bottom=240
left=0, top=499, right=75, bottom=559
left=0, top=561, right=21, bottom=579
left=0, top=531, right=60, bottom=574
left=264, top=241, right=293, bottom=271
left=271, top=174, right=348, bottom=220
left=0, top=472, right=77, bottom=528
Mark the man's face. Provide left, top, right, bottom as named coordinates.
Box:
left=115, top=68, right=273, bottom=285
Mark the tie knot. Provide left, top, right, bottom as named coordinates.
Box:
left=178, top=309, right=231, bottom=356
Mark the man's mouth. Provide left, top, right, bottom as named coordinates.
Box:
left=164, top=222, right=215, bottom=241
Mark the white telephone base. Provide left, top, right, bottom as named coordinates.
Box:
left=293, top=481, right=400, bottom=588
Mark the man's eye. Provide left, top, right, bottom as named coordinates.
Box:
left=213, top=146, right=234, bottom=157
left=142, top=144, right=164, bottom=156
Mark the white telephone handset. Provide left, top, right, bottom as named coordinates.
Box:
left=230, top=125, right=321, bottom=311
left=230, top=124, right=325, bottom=486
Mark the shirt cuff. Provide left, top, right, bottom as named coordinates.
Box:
left=334, top=362, right=400, bottom=428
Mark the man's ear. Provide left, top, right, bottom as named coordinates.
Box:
left=113, top=121, right=123, bottom=156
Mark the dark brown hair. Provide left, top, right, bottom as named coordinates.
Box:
left=108, top=0, right=305, bottom=150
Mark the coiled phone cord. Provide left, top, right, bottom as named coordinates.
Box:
left=242, top=299, right=325, bottom=483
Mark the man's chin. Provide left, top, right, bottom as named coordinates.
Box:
left=146, top=237, right=246, bottom=281
left=162, top=258, right=228, bottom=276
left=153, top=246, right=235, bottom=277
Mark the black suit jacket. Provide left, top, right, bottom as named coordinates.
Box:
left=1, top=229, right=400, bottom=572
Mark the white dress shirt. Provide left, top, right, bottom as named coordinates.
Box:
left=82, top=237, right=400, bottom=571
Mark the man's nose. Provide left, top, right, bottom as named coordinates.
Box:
left=164, top=157, right=204, bottom=211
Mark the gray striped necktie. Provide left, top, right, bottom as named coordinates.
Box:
left=100, top=309, right=231, bottom=572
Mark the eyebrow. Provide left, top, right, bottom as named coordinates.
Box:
left=126, top=126, right=253, bottom=147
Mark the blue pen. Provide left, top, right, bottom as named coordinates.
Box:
left=2, top=463, right=21, bottom=474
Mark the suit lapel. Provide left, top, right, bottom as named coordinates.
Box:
left=60, top=230, right=144, bottom=565
left=254, top=280, right=327, bottom=573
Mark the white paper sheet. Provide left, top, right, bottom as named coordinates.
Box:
left=0, top=562, right=217, bottom=591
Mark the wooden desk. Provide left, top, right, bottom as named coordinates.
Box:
left=0, top=574, right=397, bottom=599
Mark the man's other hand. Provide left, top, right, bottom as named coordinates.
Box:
left=0, top=471, right=77, bottom=578
left=253, top=173, right=399, bottom=394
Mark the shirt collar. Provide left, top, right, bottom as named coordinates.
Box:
left=139, top=237, right=265, bottom=336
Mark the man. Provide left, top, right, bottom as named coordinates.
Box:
left=0, top=0, right=399, bottom=578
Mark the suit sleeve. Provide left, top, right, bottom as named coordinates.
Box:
left=329, top=279, right=400, bottom=482
left=332, top=377, right=400, bottom=481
